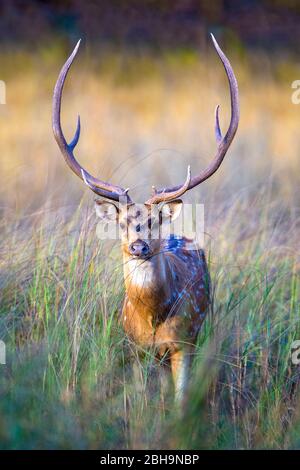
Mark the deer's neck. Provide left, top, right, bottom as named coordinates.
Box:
left=122, top=251, right=171, bottom=310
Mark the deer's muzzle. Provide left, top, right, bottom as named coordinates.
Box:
left=128, top=239, right=151, bottom=258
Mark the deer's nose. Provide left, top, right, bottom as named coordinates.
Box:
left=129, top=240, right=150, bottom=257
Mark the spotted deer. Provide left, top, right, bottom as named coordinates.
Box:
left=52, top=34, right=239, bottom=405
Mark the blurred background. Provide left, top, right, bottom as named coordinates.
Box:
left=0, top=0, right=300, bottom=450
left=0, top=0, right=300, bottom=211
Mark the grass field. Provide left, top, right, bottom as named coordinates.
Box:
left=0, top=43, right=299, bottom=449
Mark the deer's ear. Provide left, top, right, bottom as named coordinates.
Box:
left=160, top=199, right=183, bottom=223
left=95, top=200, right=119, bottom=223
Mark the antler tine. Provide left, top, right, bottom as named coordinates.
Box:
left=147, top=33, right=239, bottom=201
left=52, top=40, right=132, bottom=203
left=69, top=115, right=81, bottom=150
left=145, top=166, right=191, bottom=205
left=214, top=104, right=222, bottom=143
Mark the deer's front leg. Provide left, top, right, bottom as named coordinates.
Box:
left=170, top=348, right=191, bottom=407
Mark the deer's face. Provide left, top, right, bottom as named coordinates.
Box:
left=95, top=200, right=183, bottom=259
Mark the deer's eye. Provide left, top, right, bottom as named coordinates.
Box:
left=136, top=224, right=141, bottom=233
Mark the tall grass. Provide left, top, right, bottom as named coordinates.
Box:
left=0, top=45, right=299, bottom=449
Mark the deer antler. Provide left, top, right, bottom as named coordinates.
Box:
left=53, top=34, right=238, bottom=206
left=145, top=33, right=239, bottom=204
left=145, top=166, right=191, bottom=205
left=52, top=39, right=132, bottom=203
